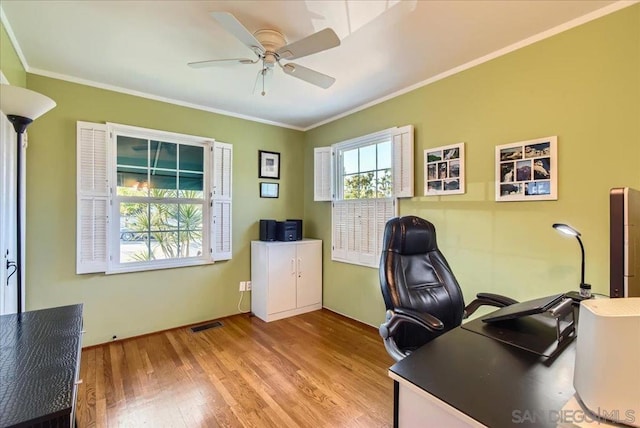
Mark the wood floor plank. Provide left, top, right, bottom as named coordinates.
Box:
left=77, top=309, right=394, bottom=427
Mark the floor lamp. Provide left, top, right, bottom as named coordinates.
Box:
left=0, top=84, right=56, bottom=314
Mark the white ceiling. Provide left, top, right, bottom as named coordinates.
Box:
left=1, top=0, right=628, bottom=130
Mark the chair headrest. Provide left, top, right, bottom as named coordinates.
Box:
left=382, top=216, right=438, bottom=255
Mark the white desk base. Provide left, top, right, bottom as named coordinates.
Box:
left=390, top=371, right=620, bottom=428
left=390, top=371, right=485, bottom=427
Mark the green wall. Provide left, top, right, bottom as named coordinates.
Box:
left=4, top=4, right=639, bottom=345
left=25, top=75, right=304, bottom=345
left=304, top=5, right=640, bottom=327
left=0, top=20, right=26, bottom=85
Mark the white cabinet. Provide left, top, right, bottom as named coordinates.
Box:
left=251, top=239, right=322, bottom=322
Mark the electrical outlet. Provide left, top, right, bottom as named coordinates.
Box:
left=246, top=281, right=252, bottom=291
left=239, top=281, right=246, bottom=291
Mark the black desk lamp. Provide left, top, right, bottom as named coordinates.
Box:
left=0, top=84, right=56, bottom=314
left=552, top=223, right=591, bottom=300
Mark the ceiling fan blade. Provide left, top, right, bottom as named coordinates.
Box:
left=188, top=58, right=255, bottom=68
left=211, top=12, right=264, bottom=53
left=281, top=63, right=335, bottom=89
left=276, top=28, right=340, bottom=60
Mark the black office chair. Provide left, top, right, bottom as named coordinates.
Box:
left=379, top=216, right=518, bottom=361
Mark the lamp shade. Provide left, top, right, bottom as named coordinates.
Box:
left=0, top=84, right=56, bottom=120
left=552, top=223, right=581, bottom=237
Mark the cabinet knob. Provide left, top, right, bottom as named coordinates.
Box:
left=75, top=379, right=83, bottom=385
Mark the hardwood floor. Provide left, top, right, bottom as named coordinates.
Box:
left=76, top=309, right=395, bottom=427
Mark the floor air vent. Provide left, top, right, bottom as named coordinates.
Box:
left=190, top=321, right=223, bottom=333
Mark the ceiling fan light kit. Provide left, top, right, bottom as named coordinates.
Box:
left=189, top=12, right=340, bottom=95
left=253, top=29, right=287, bottom=66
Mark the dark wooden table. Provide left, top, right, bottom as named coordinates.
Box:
left=389, top=314, right=577, bottom=427
left=0, top=304, right=83, bottom=428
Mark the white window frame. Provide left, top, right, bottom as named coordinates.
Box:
left=315, top=125, right=414, bottom=268
left=76, top=121, right=232, bottom=275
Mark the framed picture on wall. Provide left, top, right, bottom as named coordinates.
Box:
left=424, top=142, right=465, bottom=195
left=259, top=150, right=280, bottom=179
left=260, top=182, right=279, bottom=198
left=495, top=136, right=557, bottom=202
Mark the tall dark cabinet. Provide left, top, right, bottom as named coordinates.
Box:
left=610, top=187, right=640, bottom=298
left=0, top=304, right=83, bottom=427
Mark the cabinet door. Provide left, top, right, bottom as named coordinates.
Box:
left=267, top=244, right=297, bottom=315
left=296, top=242, right=322, bottom=308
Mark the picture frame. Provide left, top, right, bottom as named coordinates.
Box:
left=259, top=182, right=279, bottom=198
left=424, top=142, right=465, bottom=195
left=259, top=150, right=280, bottom=179
left=495, top=136, right=557, bottom=202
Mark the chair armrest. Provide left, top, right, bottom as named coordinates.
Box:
left=476, top=293, right=518, bottom=306
left=379, top=307, right=443, bottom=340
left=393, top=307, right=445, bottom=331
left=464, top=293, right=518, bottom=318
left=379, top=308, right=444, bottom=362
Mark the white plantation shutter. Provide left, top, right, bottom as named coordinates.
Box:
left=214, top=142, right=232, bottom=199
left=213, top=201, right=232, bottom=260
left=76, top=121, right=109, bottom=274
left=359, top=199, right=377, bottom=266
left=376, top=198, right=395, bottom=250
left=348, top=201, right=360, bottom=261
left=392, top=125, right=414, bottom=198
left=212, top=141, right=232, bottom=261
left=332, top=198, right=396, bottom=267
left=331, top=201, right=348, bottom=260
left=314, top=147, right=333, bottom=201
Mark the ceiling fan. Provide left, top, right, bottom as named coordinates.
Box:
left=189, top=12, right=341, bottom=95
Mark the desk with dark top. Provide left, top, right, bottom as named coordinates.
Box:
left=388, top=314, right=581, bottom=428
left=0, top=304, right=83, bottom=428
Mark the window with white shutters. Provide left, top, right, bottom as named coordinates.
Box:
left=318, top=125, right=413, bottom=268
left=76, top=121, right=232, bottom=274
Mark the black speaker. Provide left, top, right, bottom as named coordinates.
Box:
left=276, top=221, right=297, bottom=242
left=286, top=219, right=303, bottom=240
left=259, top=219, right=277, bottom=241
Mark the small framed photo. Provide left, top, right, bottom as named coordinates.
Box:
left=260, top=182, right=279, bottom=198
left=259, top=150, right=280, bottom=179
left=495, top=136, right=557, bottom=202
left=424, top=142, right=465, bottom=195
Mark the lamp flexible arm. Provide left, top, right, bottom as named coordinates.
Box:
left=575, top=235, right=585, bottom=286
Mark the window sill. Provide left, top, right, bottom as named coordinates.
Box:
left=106, top=257, right=214, bottom=275
left=331, top=256, right=377, bottom=269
